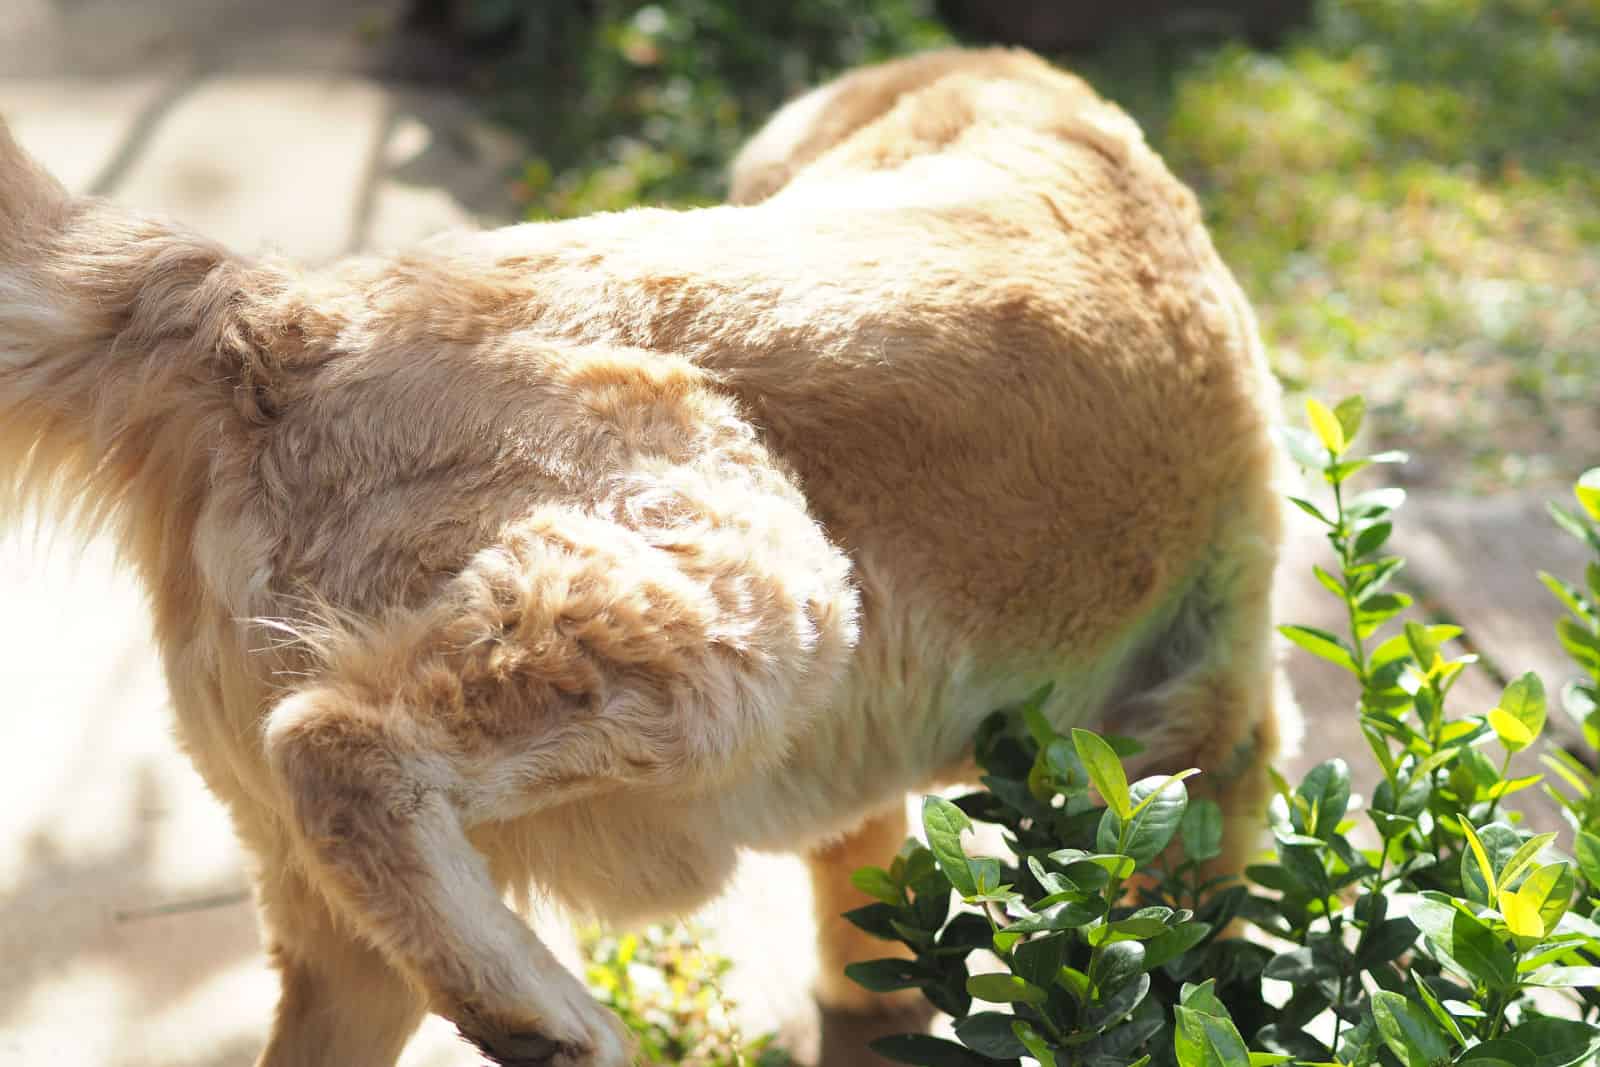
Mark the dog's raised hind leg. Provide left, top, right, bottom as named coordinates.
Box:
left=263, top=684, right=630, bottom=1067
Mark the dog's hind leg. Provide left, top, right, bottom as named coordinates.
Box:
left=264, top=683, right=631, bottom=1067
left=806, top=802, right=917, bottom=1015
left=255, top=862, right=429, bottom=1067
left=261, top=505, right=858, bottom=1066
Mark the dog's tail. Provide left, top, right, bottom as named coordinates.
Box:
left=0, top=118, right=282, bottom=545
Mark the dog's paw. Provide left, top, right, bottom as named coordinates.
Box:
left=458, top=1002, right=630, bottom=1067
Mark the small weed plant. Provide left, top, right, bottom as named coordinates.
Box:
left=846, top=399, right=1600, bottom=1066
left=581, top=922, right=793, bottom=1067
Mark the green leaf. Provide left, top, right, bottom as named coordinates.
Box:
left=1295, top=759, right=1352, bottom=838
left=965, top=972, right=1046, bottom=1006
left=845, top=958, right=926, bottom=993
left=1010, top=932, right=1066, bottom=988
left=1277, top=425, right=1329, bottom=470
left=1097, top=774, right=1190, bottom=864
left=1018, top=683, right=1058, bottom=745
left=1467, top=1017, right=1600, bottom=1067
left=1525, top=965, right=1600, bottom=988
left=1352, top=520, right=1393, bottom=558
left=1577, top=468, right=1600, bottom=522
left=1460, top=822, right=1524, bottom=905
left=1073, top=729, right=1131, bottom=819
left=1179, top=979, right=1228, bottom=1016
left=1491, top=672, right=1547, bottom=753
left=1523, top=862, right=1576, bottom=935
left=1450, top=908, right=1518, bottom=990
left=1182, top=799, right=1224, bottom=863
left=1540, top=571, right=1596, bottom=623
left=1356, top=917, right=1420, bottom=967
left=850, top=866, right=901, bottom=906
left=1348, top=487, right=1407, bottom=518
left=1371, top=989, right=1452, bottom=1067
left=953, top=1013, right=1029, bottom=1059
left=1290, top=496, right=1336, bottom=526
left=1091, top=939, right=1147, bottom=995
left=1279, top=624, right=1359, bottom=675
left=1355, top=591, right=1412, bottom=636
left=922, top=796, right=977, bottom=898
left=1575, top=831, right=1600, bottom=886
left=1049, top=850, right=1136, bottom=881
left=1460, top=818, right=1499, bottom=898
left=842, top=903, right=901, bottom=942
left=1174, top=1004, right=1251, bottom=1067
left=1549, top=501, right=1600, bottom=551
left=1012, top=1022, right=1058, bottom=1067
left=1004, top=898, right=1105, bottom=933
left=1143, top=921, right=1213, bottom=970
left=1306, top=397, right=1347, bottom=456
left=1405, top=621, right=1441, bottom=669
left=1334, top=395, right=1365, bottom=442
left=1498, top=832, right=1559, bottom=891
left=1411, top=975, right=1467, bottom=1045
left=1557, top=618, right=1600, bottom=672
left=870, top=1034, right=1004, bottom=1067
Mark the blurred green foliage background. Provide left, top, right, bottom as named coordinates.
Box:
left=451, top=0, right=1599, bottom=492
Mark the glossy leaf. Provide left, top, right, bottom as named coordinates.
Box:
left=922, top=796, right=978, bottom=898
left=1182, top=798, right=1224, bottom=862
left=871, top=1034, right=1008, bottom=1067
left=1098, top=774, right=1191, bottom=864
left=1174, top=1004, right=1251, bottom=1067
left=1371, top=989, right=1452, bottom=1067
left=1073, top=729, right=1131, bottom=819
left=966, top=973, right=1046, bottom=1006
left=1279, top=624, right=1360, bottom=674
left=953, top=1013, right=1029, bottom=1059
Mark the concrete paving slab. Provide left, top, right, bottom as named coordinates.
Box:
left=0, top=73, right=187, bottom=194
left=109, top=74, right=387, bottom=261
left=362, top=90, right=524, bottom=250
left=0, top=0, right=403, bottom=80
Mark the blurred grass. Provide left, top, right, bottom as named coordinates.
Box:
left=480, top=0, right=1599, bottom=491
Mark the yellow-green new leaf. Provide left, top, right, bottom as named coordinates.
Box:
left=1577, top=468, right=1600, bottom=522
left=1461, top=819, right=1498, bottom=898
left=1489, top=708, right=1535, bottom=753
left=1493, top=673, right=1546, bottom=752
left=1500, top=886, right=1546, bottom=939
left=1306, top=397, right=1347, bottom=456
left=1073, top=729, right=1131, bottom=819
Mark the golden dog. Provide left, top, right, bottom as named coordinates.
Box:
left=0, top=48, right=1291, bottom=1067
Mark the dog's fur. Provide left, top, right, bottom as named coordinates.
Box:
left=0, top=48, right=1291, bottom=1067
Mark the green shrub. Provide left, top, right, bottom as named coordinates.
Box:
left=472, top=0, right=949, bottom=218
left=847, top=399, right=1600, bottom=1066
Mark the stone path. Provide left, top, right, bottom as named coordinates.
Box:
left=0, top=3, right=1591, bottom=1064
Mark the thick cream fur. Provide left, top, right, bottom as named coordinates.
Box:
left=0, top=48, right=1291, bottom=1066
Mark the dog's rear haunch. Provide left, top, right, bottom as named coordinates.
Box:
left=0, top=48, right=1295, bottom=1067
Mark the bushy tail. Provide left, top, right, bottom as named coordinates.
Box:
left=0, top=118, right=279, bottom=549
